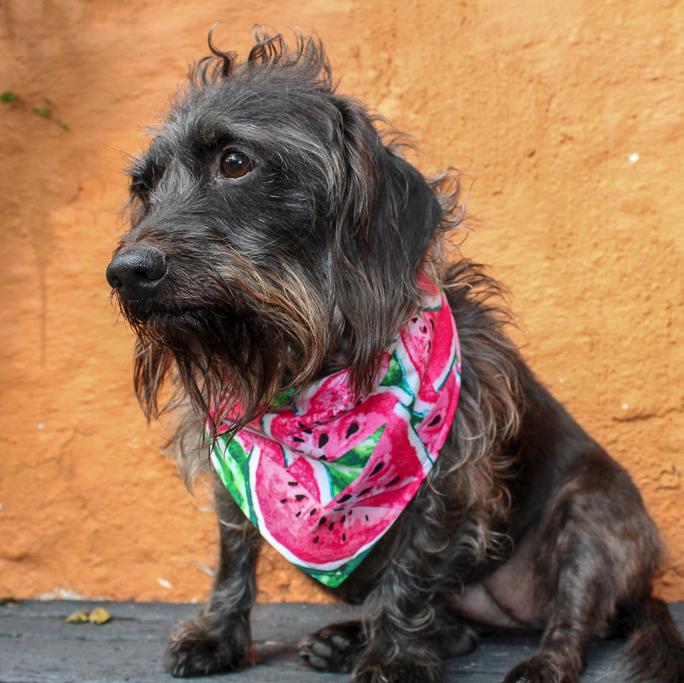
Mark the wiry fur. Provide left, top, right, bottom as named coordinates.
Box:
left=108, top=29, right=684, bottom=683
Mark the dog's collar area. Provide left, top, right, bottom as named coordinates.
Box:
left=209, top=279, right=462, bottom=586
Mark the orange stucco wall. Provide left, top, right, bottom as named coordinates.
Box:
left=1, top=1, right=682, bottom=603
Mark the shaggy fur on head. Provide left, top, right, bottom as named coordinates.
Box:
left=120, top=30, right=460, bottom=437
left=108, top=29, right=684, bottom=683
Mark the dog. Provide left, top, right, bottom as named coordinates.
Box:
left=106, top=30, right=684, bottom=683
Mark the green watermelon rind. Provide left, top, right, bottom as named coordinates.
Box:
left=211, top=435, right=259, bottom=526
left=379, top=350, right=415, bottom=402
left=322, top=424, right=386, bottom=498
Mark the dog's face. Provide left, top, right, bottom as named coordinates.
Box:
left=107, top=32, right=453, bottom=423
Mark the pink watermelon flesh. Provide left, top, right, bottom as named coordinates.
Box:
left=253, top=443, right=391, bottom=564
left=268, top=390, right=398, bottom=462
left=415, top=370, right=459, bottom=449
left=252, top=411, right=422, bottom=567
left=401, top=302, right=456, bottom=402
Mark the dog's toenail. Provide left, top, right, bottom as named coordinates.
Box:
left=308, top=654, right=329, bottom=669
left=331, top=634, right=352, bottom=650
left=311, top=641, right=334, bottom=657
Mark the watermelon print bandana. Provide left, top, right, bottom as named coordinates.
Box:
left=209, top=281, right=461, bottom=588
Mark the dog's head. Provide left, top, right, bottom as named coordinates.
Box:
left=107, top=30, right=461, bottom=424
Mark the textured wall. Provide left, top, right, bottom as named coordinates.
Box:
left=0, top=0, right=682, bottom=603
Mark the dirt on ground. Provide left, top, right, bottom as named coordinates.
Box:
left=0, top=1, right=682, bottom=603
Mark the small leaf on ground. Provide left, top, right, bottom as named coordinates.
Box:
left=0, top=91, right=17, bottom=103
left=65, top=607, right=112, bottom=624
left=88, top=607, right=112, bottom=624
left=65, top=610, right=90, bottom=623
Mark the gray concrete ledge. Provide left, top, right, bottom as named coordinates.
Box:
left=1, top=600, right=682, bottom=682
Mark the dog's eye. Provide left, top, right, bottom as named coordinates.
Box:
left=220, top=149, right=254, bottom=179
left=130, top=176, right=149, bottom=198
left=130, top=178, right=149, bottom=197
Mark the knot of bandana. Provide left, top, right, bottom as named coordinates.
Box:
left=209, top=280, right=461, bottom=587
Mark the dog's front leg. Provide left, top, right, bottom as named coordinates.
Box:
left=351, top=513, right=451, bottom=683
left=352, top=558, right=446, bottom=682
left=164, top=476, right=261, bottom=678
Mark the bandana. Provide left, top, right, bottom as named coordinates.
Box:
left=209, top=280, right=461, bottom=587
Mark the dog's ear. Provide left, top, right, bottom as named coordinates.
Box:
left=329, top=97, right=443, bottom=393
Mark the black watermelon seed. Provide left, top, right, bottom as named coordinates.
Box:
left=387, top=476, right=401, bottom=486
left=297, top=421, right=307, bottom=429
left=421, top=325, right=428, bottom=333
left=309, top=508, right=317, bottom=516
left=342, top=533, right=347, bottom=542
left=328, top=522, right=335, bottom=531
left=288, top=481, right=298, bottom=487
left=428, top=414, right=441, bottom=427
left=429, top=318, right=435, bottom=329
left=338, top=493, right=353, bottom=503
left=302, top=428, right=312, bottom=434
left=318, top=516, right=328, bottom=526
left=318, top=433, right=329, bottom=448
left=313, top=536, right=319, bottom=544
left=341, top=514, right=346, bottom=523
left=295, top=494, right=306, bottom=501
left=359, top=487, right=371, bottom=496
left=280, top=498, right=287, bottom=504
left=370, top=462, right=384, bottom=476
left=293, top=436, right=304, bottom=443
left=333, top=507, right=345, bottom=512
left=348, top=510, right=353, bottom=516
left=345, top=423, right=359, bottom=439
left=412, top=317, right=418, bottom=323
left=296, top=511, right=302, bottom=517
left=365, top=514, right=370, bottom=522
left=319, top=455, right=328, bottom=462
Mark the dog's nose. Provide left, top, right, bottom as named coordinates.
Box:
left=106, top=246, right=167, bottom=299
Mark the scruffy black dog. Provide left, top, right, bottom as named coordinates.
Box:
left=106, top=31, right=684, bottom=683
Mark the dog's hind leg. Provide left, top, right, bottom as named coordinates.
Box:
left=502, top=454, right=661, bottom=683
left=164, top=475, right=261, bottom=678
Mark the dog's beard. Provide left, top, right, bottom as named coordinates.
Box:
left=117, top=267, right=329, bottom=429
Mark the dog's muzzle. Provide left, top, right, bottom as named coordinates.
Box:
left=106, top=245, right=168, bottom=301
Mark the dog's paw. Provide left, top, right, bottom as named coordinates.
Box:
left=164, top=618, right=249, bottom=678
left=437, top=621, right=479, bottom=658
left=502, top=654, right=574, bottom=683
left=298, top=620, right=364, bottom=672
